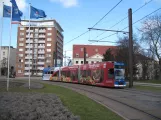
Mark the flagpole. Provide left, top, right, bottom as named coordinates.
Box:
left=28, top=3, right=31, bottom=89
left=7, top=2, right=13, bottom=91
left=0, top=2, right=4, bottom=77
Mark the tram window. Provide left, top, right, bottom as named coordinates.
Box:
left=67, top=71, right=70, bottom=77
left=82, top=70, right=86, bottom=77
left=87, top=70, right=91, bottom=76
left=115, top=65, right=124, bottom=69
left=108, top=69, right=114, bottom=78
left=100, top=70, right=104, bottom=82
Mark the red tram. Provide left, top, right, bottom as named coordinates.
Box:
left=51, top=61, right=126, bottom=88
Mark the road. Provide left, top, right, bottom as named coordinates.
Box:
left=1, top=77, right=161, bottom=120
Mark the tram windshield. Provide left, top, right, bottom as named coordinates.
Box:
left=115, top=69, right=124, bottom=76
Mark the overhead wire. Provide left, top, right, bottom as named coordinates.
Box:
left=64, top=0, right=123, bottom=46
left=95, top=7, right=161, bottom=43
left=93, top=0, right=154, bottom=40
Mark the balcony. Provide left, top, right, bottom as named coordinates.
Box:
left=37, top=62, right=45, bottom=65
left=25, top=56, right=32, bottom=59
left=24, top=72, right=31, bottom=75
left=26, top=30, right=33, bottom=33
left=37, top=67, right=44, bottom=70
left=25, top=46, right=33, bottom=48
left=38, top=51, right=45, bottom=54
left=38, top=46, right=45, bottom=48
left=26, top=35, right=33, bottom=38
left=25, top=51, right=32, bottom=54
left=34, top=30, right=39, bottom=33
left=26, top=40, right=33, bottom=43
left=24, top=67, right=32, bottom=70
left=39, top=35, right=45, bottom=38
left=39, top=30, right=46, bottom=33
left=38, top=56, right=45, bottom=59
left=38, top=40, right=45, bottom=43
left=37, top=73, right=43, bottom=76
left=25, top=61, right=32, bottom=64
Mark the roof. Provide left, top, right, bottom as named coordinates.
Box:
left=73, top=44, right=117, bottom=58
left=21, top=19, right=64, bottom=32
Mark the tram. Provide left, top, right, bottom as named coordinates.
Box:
left=49, top=61, right=126, bottom=88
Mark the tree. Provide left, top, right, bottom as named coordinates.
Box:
left=115, top=36, right=142, bottom=78
left=102, top=48, right=115, bottom=61
left=140, top=14, right=161, bottom=80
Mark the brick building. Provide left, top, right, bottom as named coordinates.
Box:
left=73, top=44, right=116, bottom=65
left=16, top=20, right=64, bottom=77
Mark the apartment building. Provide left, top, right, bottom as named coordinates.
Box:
left=16, top=20, right=64, bottom=77
left=73, top=44, right=116, bottom=65
left=0, top=46, right=16, bottom=68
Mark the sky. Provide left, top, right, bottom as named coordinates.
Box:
left=0, top=0, right=161, bottom=58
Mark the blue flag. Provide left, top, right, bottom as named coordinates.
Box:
left=3, top=5, right=11, bottom=18
left=10, top=0, right=23, bottom=23
left=30, top=6, right=47, bottom=19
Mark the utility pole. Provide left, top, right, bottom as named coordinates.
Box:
left=64, top=51, right=66, bottom=66
left=84, top=47, right=86, bottom=64
left=128, top=8, right=133, bottom=88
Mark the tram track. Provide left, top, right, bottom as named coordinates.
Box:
left=47, top=81, right=161, bottom=120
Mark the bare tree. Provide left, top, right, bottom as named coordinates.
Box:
left=140, top=14, right=161, bottom=80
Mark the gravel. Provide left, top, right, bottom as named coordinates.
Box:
left=0, top=81, right=24, bottom=88
left=21, top=82, right=44, bottom=89
left=0, top=93, right=80, bottom=120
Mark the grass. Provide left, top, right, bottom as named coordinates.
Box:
left=134, top=85, right=161, bottom=92
left=0, top=83, right=123, bottom=120
left=135, top=80, right=161, bottom=84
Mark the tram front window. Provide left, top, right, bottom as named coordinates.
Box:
left=115, top=69, right=124, bottom=77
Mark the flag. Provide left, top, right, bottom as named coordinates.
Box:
left=3, top=5, right=23, bottom=19
left=10, top=0, right=23, bottom=24
left=30, top=6, right=47, bottom=19
left=3, top=5, right=11, bottom=18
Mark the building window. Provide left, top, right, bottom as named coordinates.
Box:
left=19, top=54, right=23, bottom=57
left=20, top=33, right=24, bottom=36
left=47, top=33, right=52, bottom=36
left=19, top=48, right=23, bottom=51
left=97, top=61, right=99, bottom=63
left=86, top=61, right=88, bottom=64
left=46, top=54, right=51, bottom=57
left=19, top=43, right=24, bottom=46
left=91, top=61, right=94, bottom=64
left=18, top=65, right=22, bottom=68
left=48, top=28, right=52, bottom=30
left=95, top=48, right=98, bottom=52
left=20, top=27, right=24, bottom=30
left=76, top=54, right=79, bottom=57
left=47, top=43, right=51, bottom=46
left=86, top=53, right=88, bottom=57
left=47, top=49, right=51, bottom=52
left=47, top=38, right=52, bottom=41
left=20, top=38, right=24, bottom=41
left=18, top=70, right=22, bottom=73
left=19, top=59, right=23, bottom=62
left=46, top=59, right=51, bottom=63
left=76, top=61, right=78, bottom=64
left=81, top=48, right=83, bottom=51
left=81, top=61, right=83, bottom=64
left=3, top=52, right=5, bottom=55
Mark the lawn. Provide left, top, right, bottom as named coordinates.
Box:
left=0, top=83, right=123, bottom=120
left=135, top=80, right=161, bottom=84
left=134, top=85, right=161, bottom=92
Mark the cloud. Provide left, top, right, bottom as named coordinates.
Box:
left=50, top=0, right=78, bottom=8
left=0, top=0, right=27, bottom=17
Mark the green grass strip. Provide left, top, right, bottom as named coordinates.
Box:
left=0, top=83, right=123, bottom=120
